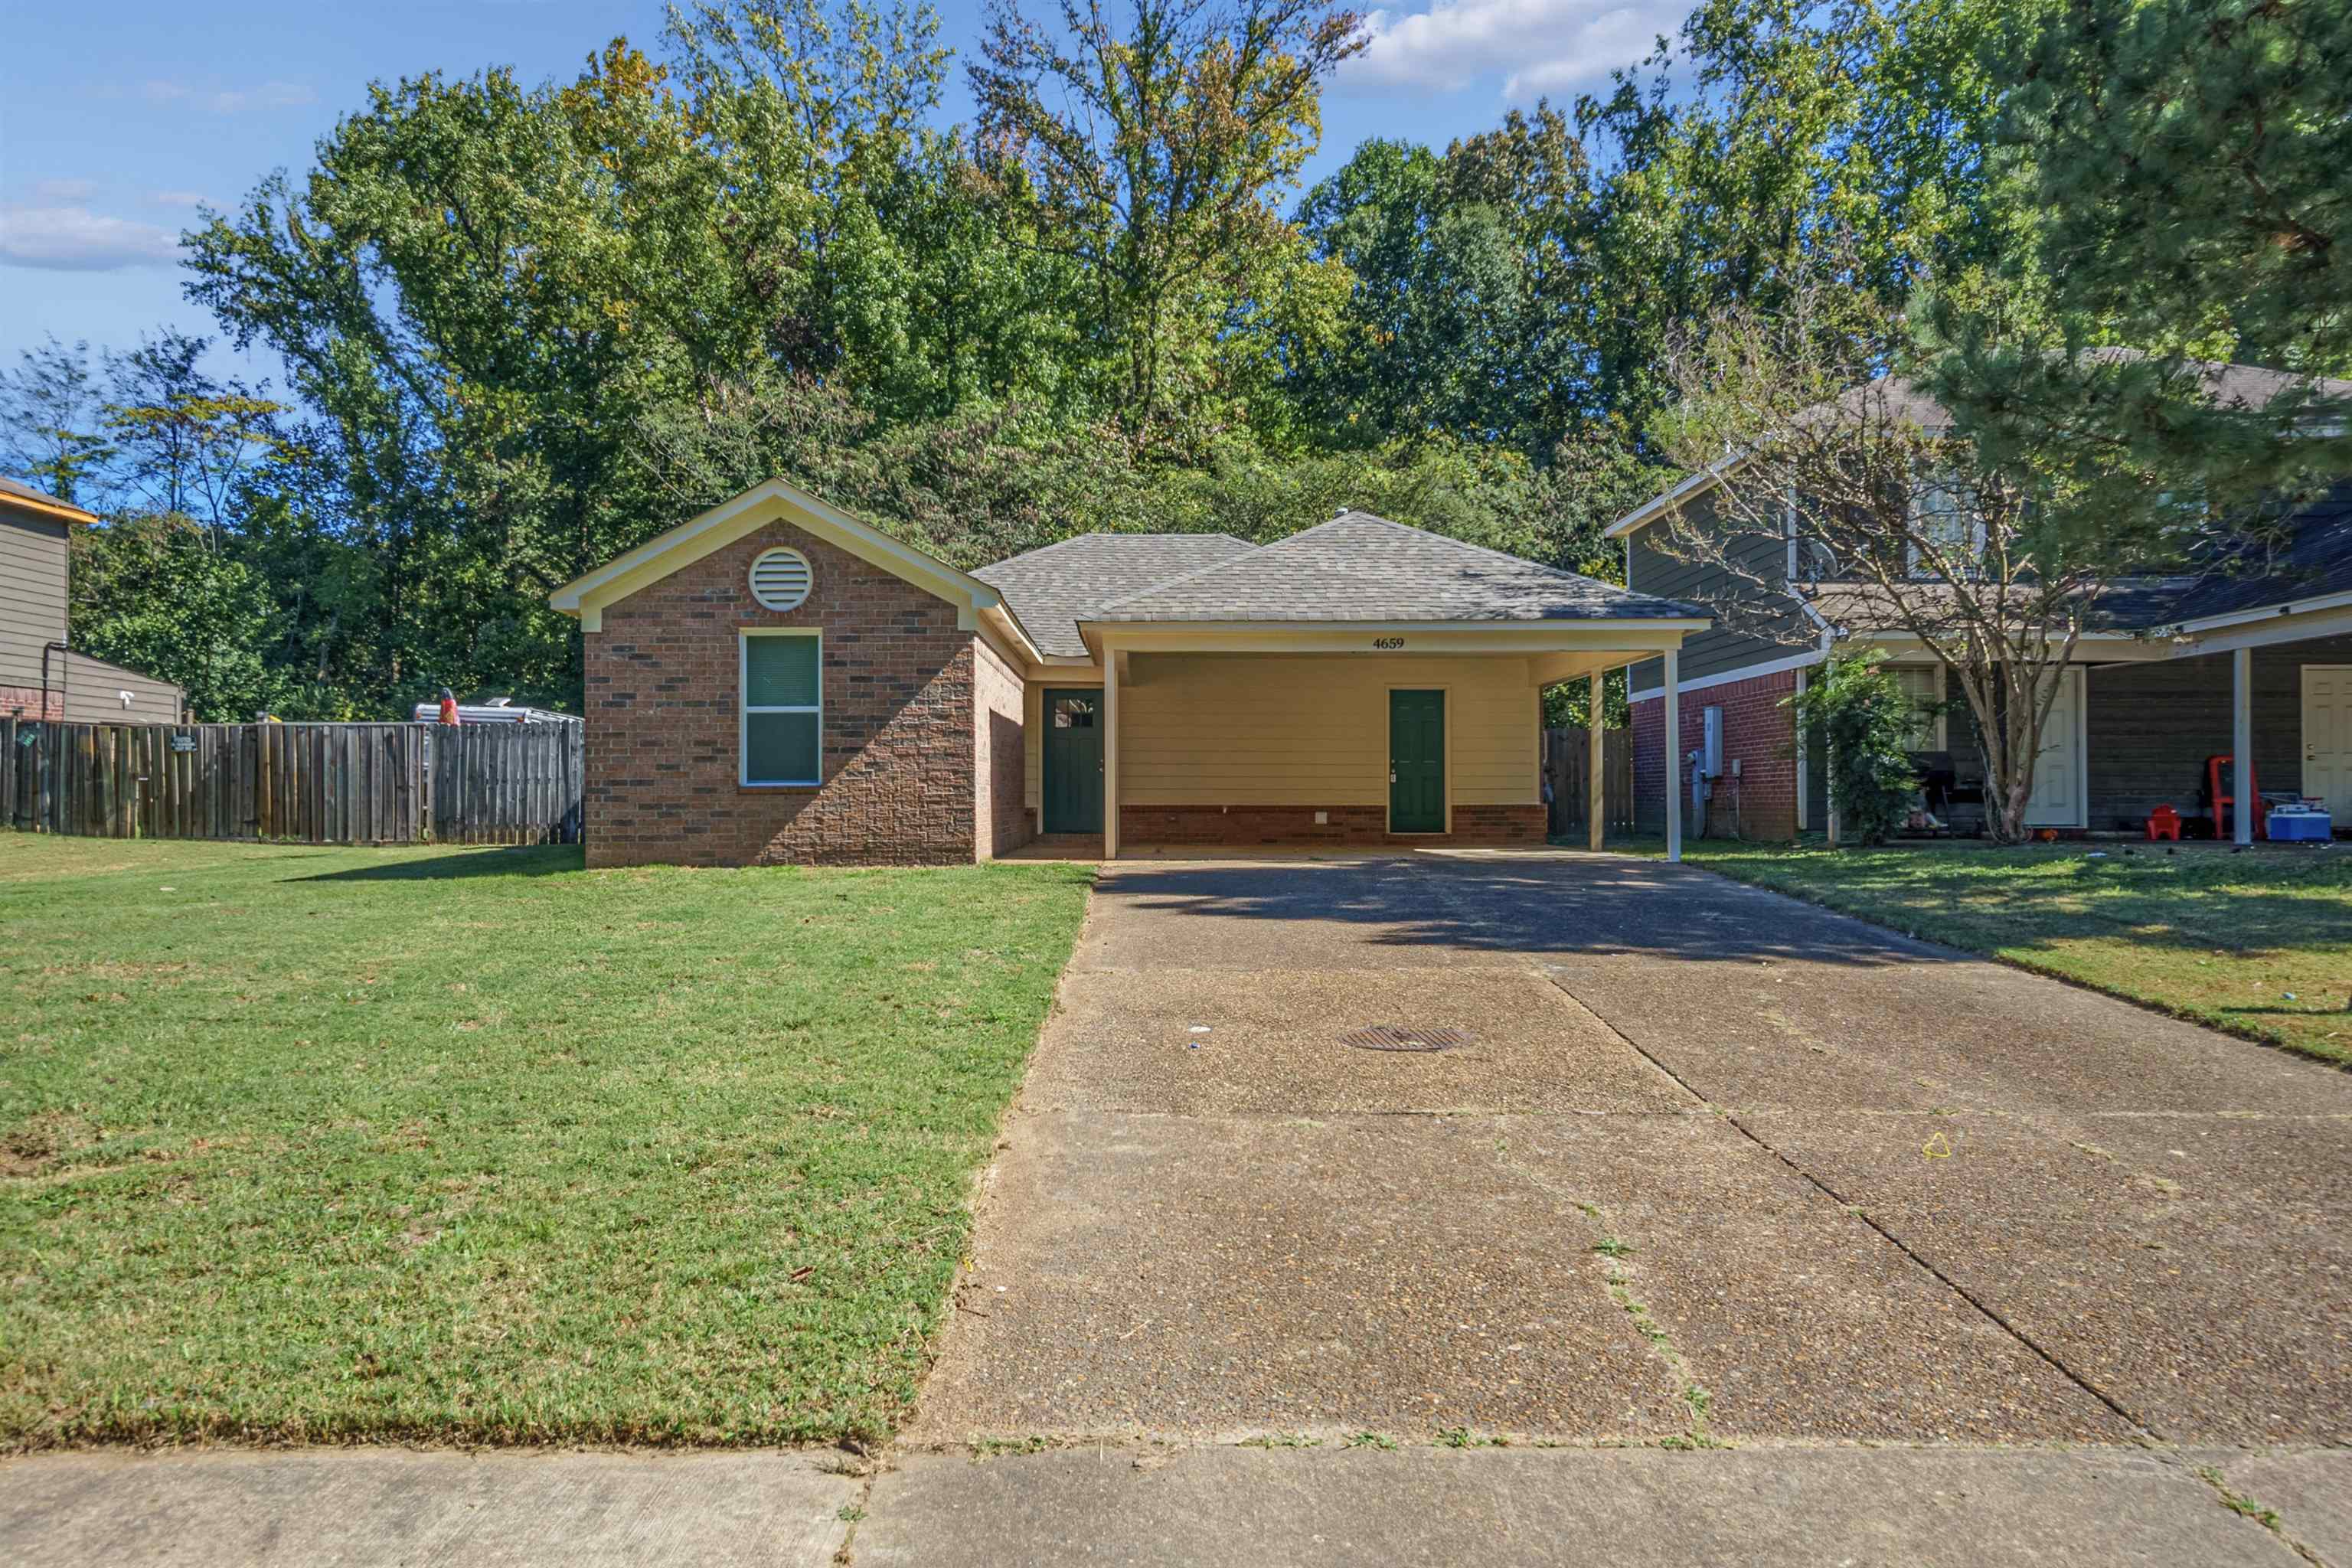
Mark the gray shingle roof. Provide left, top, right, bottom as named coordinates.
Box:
left=1800, top=483, right=2352, bottom=633
left=0, top=474, right=90, bottom=514
left=1084, top=512, right=1704, bottom=626
left=975, top=532, right=1256, bottom=657
left=2161, top=482, right=2352, bottom=622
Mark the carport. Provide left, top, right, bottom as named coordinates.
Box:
left=1039, top=512, right=1710, bottom=859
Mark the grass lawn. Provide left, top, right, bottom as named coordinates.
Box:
left=1652, top=837, right=2352, bottom=1067
left=0, top=835, right=1092, bottom=1449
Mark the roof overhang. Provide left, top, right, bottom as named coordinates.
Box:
left=1, top=488, right=100, bottom=527
left=1078, top=616, right=1708, bottom=665
left=547, top=477, right=1042, bottom=662
left=1604, top=460, right=1745, bottom=540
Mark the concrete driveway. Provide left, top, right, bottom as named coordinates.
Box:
left=884, top=849, right=2352, bottom=1558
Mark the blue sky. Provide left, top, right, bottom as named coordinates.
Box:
left=1, top=0, right=1692, bottom=389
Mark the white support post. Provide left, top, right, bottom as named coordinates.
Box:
left=1102, top=644, right=1121, bottom=859
left=1662, top=648, right=1682, bottom=863
left=1588, top=670, right=1606, bottom=851
left=2233, top=645, right=2254, bottom=845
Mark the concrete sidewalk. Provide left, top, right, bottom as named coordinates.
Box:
left=5, top=1443, right=2344, bottom=1566
left=0, top=1449, right=860, bottom=1567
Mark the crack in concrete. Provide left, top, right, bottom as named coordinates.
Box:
left=1487, top=1139, right=1720, bottom=1449
left=2189, top=1463, right=2329, bottom=1568
left=1537, top=969, right=2163, bottom=1445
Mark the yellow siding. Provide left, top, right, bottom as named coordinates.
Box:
left=1117, top=653, right=1537, bottom=807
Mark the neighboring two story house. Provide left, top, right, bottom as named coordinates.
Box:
left=1, top=476, right=185, bottom=724
left=1613, top=374, right=2352, bottom=841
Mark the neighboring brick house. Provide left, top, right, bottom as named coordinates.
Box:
left=550, top=479, right=1710, bottom=866
left=1, top=476, right=185, bottom=724
left=1612, top=368, right=2352, bottom=841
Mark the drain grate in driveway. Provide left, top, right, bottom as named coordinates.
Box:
left=1342, top=1024, right=1472, bottom=1053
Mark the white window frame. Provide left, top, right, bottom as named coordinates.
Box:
left=1893, top=664, right=1947, bottom=751
left=740, top=629, right=823, bottom=787
left=1906, top=472, right=1986, bottom=579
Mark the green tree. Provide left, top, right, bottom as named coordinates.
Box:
left=1292, top=138, right=1541, bottom=449
left=0, top=335, right=112, bottom=504
left=99, top=330, right=287, bottom=544
left=968, top=0, right=1367, bottom=450
left=70, top=514, right=285, bottom=722
left=1926, top=0, right=2351, bottom=516
left=1579, top=0, right=2007, bottom=439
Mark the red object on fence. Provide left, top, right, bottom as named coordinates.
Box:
left=2145, top=805, right=2182, bottom=841
left=437, top=688, right=461, bottom=727
left=2207, top=754, right=2263, bottom=838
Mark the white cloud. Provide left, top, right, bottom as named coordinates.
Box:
left=31, top=178, right=98, bottom=202
left=146, top=189, right=214, bottom=209
left=0, top=207, right=181, bottom=271
left=141, top=79, right=316, bottom=114
left=1348, top=0, right=1686, bottom=99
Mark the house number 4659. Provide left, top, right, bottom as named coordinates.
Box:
left=1372, top=636, right=1405, bottom=649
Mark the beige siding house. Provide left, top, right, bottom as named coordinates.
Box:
left=551, top=479, right=1710, bottom=866
left=0, top=478, right=185, bottom=724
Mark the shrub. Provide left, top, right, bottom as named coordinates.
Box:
left=1788, top=653, right=1923, bottom=844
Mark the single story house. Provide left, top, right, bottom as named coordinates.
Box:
left=548, top=479, right=1710, bottom=866
left=1, top=476, right=186, bottom=724
left=1609, top=381, right=2352, bottom=841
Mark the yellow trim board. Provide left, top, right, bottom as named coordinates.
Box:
left=1, top=488, right=100, bottom=526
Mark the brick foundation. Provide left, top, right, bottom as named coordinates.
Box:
left=1632, top=668, right=1802, bottom=840
left=1120, top=802, right=1547, bottom=849
left=584, top=518, right=991, bottom=867
left=0, top=685, right=61, bottom=720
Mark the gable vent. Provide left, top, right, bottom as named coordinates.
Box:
left=749, top=547, right=812, bottom=611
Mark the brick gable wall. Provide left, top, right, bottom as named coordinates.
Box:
left=583, top=518, right=985, bottom=867
left=1632, top=668, right=1801, bottom=840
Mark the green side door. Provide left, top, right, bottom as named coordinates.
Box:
left=1389, top=689, right=1446, bottom=833
left=1042, top=688, right=1104, bottom=833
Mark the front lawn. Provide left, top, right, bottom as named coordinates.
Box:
left=0, top=836, right=1091, bottom=1449
left=1661, top=838, right=2352, bottom=1067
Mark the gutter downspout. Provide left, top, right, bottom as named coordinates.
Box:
left=42, top=640, right=70, bottom=724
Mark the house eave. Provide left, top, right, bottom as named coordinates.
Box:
left=548, top=477, right=1044, bottom=665
left=2164, top=586, right=2352, bottom=638
left=1076, top=616, right=1710, bottom=661
left=0, top=488, right=100, bottom=528
left=1604, top=463, right=1742, bottom=540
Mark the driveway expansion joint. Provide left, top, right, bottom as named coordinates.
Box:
left=1538, top=969, right=2164, bottom=1445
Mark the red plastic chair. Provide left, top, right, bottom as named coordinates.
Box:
left=2145, top=805, right=2182, bottom=841
left=2207, top=755, right=2265, bottom=839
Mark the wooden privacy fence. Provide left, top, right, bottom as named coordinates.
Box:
left=1, top=718, right=582, bottom=847
left=1543, top=726, right=1636, bottom=838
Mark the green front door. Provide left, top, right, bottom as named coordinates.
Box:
left=1389, top=689, right=1446, bottom=833
left=1042, top=688, right=1104, bottom=833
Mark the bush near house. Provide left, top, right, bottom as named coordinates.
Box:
left=0, top=837, right=1090, bottom=1447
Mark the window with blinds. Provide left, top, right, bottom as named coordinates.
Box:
left=742, top=631, right=822, bottom=785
